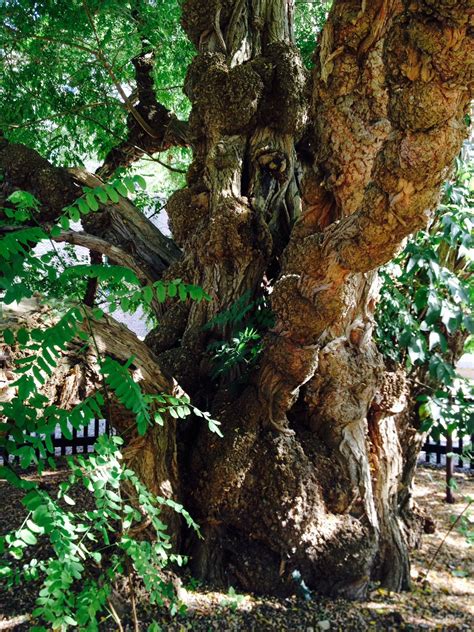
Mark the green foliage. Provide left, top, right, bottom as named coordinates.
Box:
left=1, top=0, right=192, bottom=165
left=1, top=184, right=210, bottom=322
left=220, top=586, right=245, bottom=612
left=295, top=0, right=333, bottom=67
left=205, top=292, right=274, bottom=382
left=376, top=159, right=474, bottom=437
left=0, top=435, right=195, bottom=629
left=101, top=358, right=223, bottom=437
left=0, top=184, right=218, bottom=628
left=208, top=327, right=263, bottom=379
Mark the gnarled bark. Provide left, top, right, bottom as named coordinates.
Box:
left=166, top=0, right=472, bottom=598
left=2, top=0, right=472, bottom=602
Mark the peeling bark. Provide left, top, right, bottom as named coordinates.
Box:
left=175, top=0, right=472, bottom=598
left=2, top=0, right=472, bottom=602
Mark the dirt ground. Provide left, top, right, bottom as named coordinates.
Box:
left=0, top=466, right=472, bottom=631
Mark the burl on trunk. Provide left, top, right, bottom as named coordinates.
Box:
left=2, top=0, right=471, bottom=600
left=157, top=0, right=471, bottom=598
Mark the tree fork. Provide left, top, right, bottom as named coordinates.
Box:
left=1, top=0, right=472, bottom=602
left=172, top=0, right=473, bottom=598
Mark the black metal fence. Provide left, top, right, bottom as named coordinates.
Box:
left=0, top=419, right=110, bottom=464
left=1, top=423, right=473, bottom=470
left=421, top=434, right=473, bottom=470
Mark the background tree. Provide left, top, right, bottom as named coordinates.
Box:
left=0, top=0, right=472, bottom=606
left=376, top=158, right=473, bottom=503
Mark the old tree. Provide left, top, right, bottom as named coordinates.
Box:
left=1, top=0, right=472, bottom=602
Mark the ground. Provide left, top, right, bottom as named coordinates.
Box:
left=0, top=466, right=472, bottom=631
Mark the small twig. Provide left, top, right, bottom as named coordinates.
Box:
left=422, top=499, right=472, bottom=580
left=107, top=599, right=124, bottom=632
left=144, top=155, right=187, bottom=174
left=146, top=202, right=167, bottom=220
left=128, top=566, right=140, bottom=632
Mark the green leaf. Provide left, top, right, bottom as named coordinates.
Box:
left=22, top=490, right=43, bottom=511
left=3, top=328, right=15, bottom=345
left=96, top=188, right=109, bottom=204
left=154, top=282, right=166, bottom=303
left=143, top=285, right=153, bottom=305
left=26, top=519, right=44, bottom=534
left=208, top=418, right=223, bottom=437
left=86, top=192, right=100, bottom=211
left=16, top=327, right=30, bottom=345
left=60, top=215, right=70, bottom=230
left=114, top=181, right=128, bottom=197
left=120, top=297, right=130, bottom=311
left=105, top=185, right=120, bottom=203
left=18, top=529, right=37, bottom=545
left=69, top=206, right=80, bottom=222
left=134, top=175, right=147, bottom=190
left=178, top=284, right=187, bottom=301
left=124, top=176, right=136, bottom=193
left=77, top=197, right=91, bottom=215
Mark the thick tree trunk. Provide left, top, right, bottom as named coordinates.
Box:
left=148, top=0, right=471, bottom=598
left=2, top=0, right=472, bottom=602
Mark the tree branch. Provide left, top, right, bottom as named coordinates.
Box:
left=82, top=0, right=161, bottom=141
left=68, top=167, right=181, bottom=277
left=0, top=138, right=180, bottom=280
left=257, top=0, right=473, bottom=430
left=96, top=27, right=189, bottom=177
left=304, top=0, right=399, bottom=222
left=50, top=230, right=155, bottom=284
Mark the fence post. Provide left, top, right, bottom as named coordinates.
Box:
left=446, top=433, right=455, bottom=504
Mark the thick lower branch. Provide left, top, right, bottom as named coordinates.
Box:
left=0, top=138, right=180, bottom=282
left=257, top=0, right=472, bottom=428
left=52, top=231, right=155, bottom=284
left=69, top=167, right=181, bottom=278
